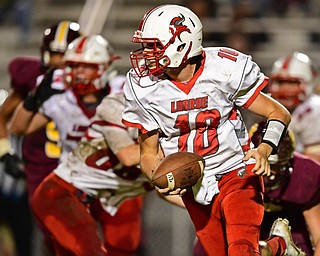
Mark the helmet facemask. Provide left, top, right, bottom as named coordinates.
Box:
left=63, top=35, right=118, bottom=96
left=130, top=37, right=170, bottom=77
left=130, top=5, right=203, bottom=78
left=269, top=78, right=307, bottom=112
left=64, top=62, right=109, bottom=95
left=269, top=51, right=318, bottom=111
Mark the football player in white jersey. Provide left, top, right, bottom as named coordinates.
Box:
left=29, top=91, right=154, bottom=256
left=11, top=35, right=121, bottom=158
left=121, top=4, right=304, bottom=256
left=268, top=51, right=320, bottom=162
left=10, top=35, right=150, bottom=255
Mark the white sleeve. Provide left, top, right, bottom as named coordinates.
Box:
left=122, top=72, right=160, bottom=133
left=231, top=54, right=268, bottom=107
left=205, top=48, right=268, bottom=108
left=95, top=95, right=136, bottom=154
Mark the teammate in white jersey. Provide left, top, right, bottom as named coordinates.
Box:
left=10, top=35, right=150, bottom=255
left=11, top=35, right=121, bottom=161
left=121, top=4, right=296, bottom=256
left=30, top=93, right=154, bottom=256
left=268, top=51, right=320, bottom=162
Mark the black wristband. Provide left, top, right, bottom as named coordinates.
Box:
left=23, top=93, right=39, bottom=112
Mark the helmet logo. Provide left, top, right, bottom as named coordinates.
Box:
left=169, top=14, right=191, bottom=42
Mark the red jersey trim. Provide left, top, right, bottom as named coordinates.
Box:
left=122, top=119, right=149, bottom=134
left=74, top=94, right=97, bottom=118
left=242, top=77, right=269, bottom=109
left=171, top=52, right=206, bottom=94
left=90, top=120, right=125, bottom=130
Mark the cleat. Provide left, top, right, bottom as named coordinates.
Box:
left=269, top=218, right=306, bottom=256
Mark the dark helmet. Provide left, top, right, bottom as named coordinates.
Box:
left=249, top=121, right=295, bottom=192
left=40, top=21, right=81, bottom=67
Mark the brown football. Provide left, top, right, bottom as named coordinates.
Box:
left=152, top=152, right=205, bottom=190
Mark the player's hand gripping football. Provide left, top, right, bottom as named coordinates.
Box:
left=243, top=143, right=272, bottom=176
left=151, top=152, right=205, bottom=196
left=155, top=186, right=187, bottom=196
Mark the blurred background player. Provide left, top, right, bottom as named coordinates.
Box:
left=250, top=121, right=320, bottom=256
left=268, top=51, right=320, bottom=162
left=11, top=35, right=120, bottom=160
left=31, top=78, right=152, bottom=256
left=24, top=20, right=81, bottom=200
left=11, top=34, right=147, bottom=255
left=0, top=20, right=81, bottom=255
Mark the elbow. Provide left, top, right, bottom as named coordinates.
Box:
left=275, top=104, right=291, bottom=126
left=284, top=108, right=291, bottom=125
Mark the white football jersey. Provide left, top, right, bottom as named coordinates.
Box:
left=122, top=47, right=268, bottom=204
left=53, top=92, right=151, bottom=215
left=40, top=89, right=93, bottom=159
left=39, top=69, right=126, bottom=159
left=290, top=94, right=320, bottom=153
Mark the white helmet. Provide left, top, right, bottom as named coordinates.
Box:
left=130, top=4, right=203, bottom=77
left=63, top=35, right=118, bottom=95
left=269, top=51, right=318, bottom=110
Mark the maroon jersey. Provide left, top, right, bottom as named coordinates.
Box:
left=266, top=152, right=320, bottom=207
left=9, top=56, right=45, bottom=98
left=9, top=57, right=60, bottom=196
left=261, top=152, right=320, bottom=255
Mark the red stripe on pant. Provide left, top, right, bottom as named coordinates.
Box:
left=183, top=164, right=264, bottom=256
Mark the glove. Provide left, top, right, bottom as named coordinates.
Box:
left=23, top=67, right=64, bottom=112
left=0, top=153, right=25, bottom=179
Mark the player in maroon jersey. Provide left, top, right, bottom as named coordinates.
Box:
left=20, top=21, right=81, bottom=197
left=1, top=20, right=81, bottom=197
left=0, top=21, right=80, bottom=255
left=250, top=121, right=320, bottom=256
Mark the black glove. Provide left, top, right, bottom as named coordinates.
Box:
left=23, top=68, right=65, bottom=112
left=0, top=153, right=25, bottom=179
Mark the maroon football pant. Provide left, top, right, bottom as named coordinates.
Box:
left=183, top=164, right=264, bottom=256
left=31, top=172, right=144, bottom=256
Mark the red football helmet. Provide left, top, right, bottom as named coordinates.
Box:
left=130, top=4, right=203, bottom=77
left=63, top=35, right=118, bottom=95
left=41, top=21, right=81, bottom=67
left=249, top=121, right=295, bottom=191
left=268, top=51, right=318, bottom=111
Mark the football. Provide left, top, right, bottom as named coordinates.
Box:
left=152, top=152, right=205, bottom=190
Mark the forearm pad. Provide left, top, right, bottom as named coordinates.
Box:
left=261, top=119, right=287, bottom=155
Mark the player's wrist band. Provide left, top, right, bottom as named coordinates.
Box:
left=261, top=119, right=287, bottom=155
left=0, top=138, right=10, bottom=158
